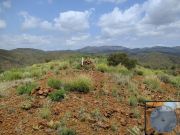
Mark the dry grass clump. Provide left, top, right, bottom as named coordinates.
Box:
left=64, top=74, right=93, bottom=93
left=144, top=76, right=162, bottom=92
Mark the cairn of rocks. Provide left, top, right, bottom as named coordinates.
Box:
left=32, top=87, right=54, bottom=98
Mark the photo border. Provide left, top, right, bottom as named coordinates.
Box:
left=144, top=100, right=180, bottom=135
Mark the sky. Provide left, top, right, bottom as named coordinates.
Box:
left=0, top=0, right=180, bottom=50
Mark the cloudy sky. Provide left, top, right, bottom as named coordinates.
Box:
left=0, top=0, right=180, bottom=50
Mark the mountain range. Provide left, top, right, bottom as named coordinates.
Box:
left=0, top=46, right=180, bottom=71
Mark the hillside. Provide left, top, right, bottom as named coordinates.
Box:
left=0, top=56, right=179, bottom=135
left=0, top=46, right=180, bottom=71
left=0, top=48, right=77, bottom=71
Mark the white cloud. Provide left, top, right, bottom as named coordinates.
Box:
left=98, top=4, right=142, bottom=37
left=0, top=0, right=11, bottom=13
left=0, top=33, right=92, bottom=50
left=20, top=10, right=92, bottom=33
left=20, top=11, right=41, bottom=29
left=20, top=11, right=54, bottom=30
left=85, top=0, right=127, bottom=4
left=0, top=19, right=6, bottom=29
left=0, top=34, right=54, bottom=50
left=2, top=0, right=11, bottom=9
left=98, top=0, right=180, bottom=39
left=142, top=0, right=180, bottom=25
left=1, top=34, right=50, bottom=45
left=54, top=10, right=91, bottom=32
left=66, top=34, right=90, bottom=45
left=40, top=21, right=53, bottom=30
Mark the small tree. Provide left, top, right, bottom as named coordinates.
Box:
left=107, top=53, right=128, bottom=66
left=124, top=59, right=137, bottom=70
left=107, top=53, right=136, bottom=69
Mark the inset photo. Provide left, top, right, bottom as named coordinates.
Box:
left=145, top=101, right=180, bottom=135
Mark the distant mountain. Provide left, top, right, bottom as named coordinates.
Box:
left=78, top=46, right=129, bottom=53
left=0, top=48, right=76, bottom=71
left=129, top=46, right=180, bottom=56
left=78, top=45, right=180, bottom=55
left=0, top=46, right=180, bottom=71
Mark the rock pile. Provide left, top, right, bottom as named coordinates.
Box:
left=32, top=87, right=53, bottom=97
left=82, top=58, right=95, bottom=70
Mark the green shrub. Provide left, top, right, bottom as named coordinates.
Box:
left=30, top=69, right=43, bottom=78
left=49, top=89, right=65, bottom=101
left=144, top=77, right=161, bottom=92
left=50, top=65, right=54, bottom=70
left=124, top=59, right=137, bottom=70
left=40, top=107, right=51, bottom=119
left=17, top=82, right=37, bottom=95
left=128, top=82, right=138, bottom=95
left=48, top=78, right=62, bottom=89
left=110, top=123, right=118, bottom=132
left=20, top=101, right=32, bottom=110
left=118, top=68, right=132, bottom=76
left=170, top=76, right=180, bottom=88
left=91, top=109, right=104, bottom=121
left=129, top=96, right=138, bottom=107
left=66, top=75, right=93, bottom=93
left=131, top=109, right=140, bottom=118
left=113, top=74, right=130, bottom=86
left=157, top=74, right=170, bottom=83
left=45, top=58, right=51, bottom=63
left=107, top=53, right=136, bottom=69
left=108, top=53, right=128, bottom=66
left=134, top=70, right=143, bottom=76
left=96, top=63, right=109, bottom=72
left=58, top=127, right=76, bottom=135
left=78, top=107, right=86, bottom=122
left=58, top=62, right=69, bottom=70
left=3, top=71, right=22, bottom=81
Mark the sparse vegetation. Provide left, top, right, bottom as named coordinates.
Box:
left=0, top=52, right=179, bottom=135
left=49, top=89, right=66, bottom=101
left=78, top=107, right=87, bottom=122
left=58, top=62, right=69, bottom=70
left=58, top=127, right=76, bottom=135
left=113, top=73, right=131, bottom=86
left=91, top=108, right=104, bottom=121
left=128, top=82, right=138, bottom=96
left=129, top=96, right=138, bottom=107
left=65, top=75, right=93, bottom=93
left=20, top=101, right=32, bottom=110
left=144, top=76, right=161, bottom=92
left=110, top=123, right=118, bottom=132
left=2, top=70, right=22, bottom=81
left=48, top=78, right=62, bottom=89
left=157, top=73, right=170, bottom=83
left=134, top=69, right=143, bottom=76
left=96, top=63, right=109, bottom=72
left=131, top=109, right=140, bottom=118
left=17, top=82, right=37, bottom=95
left=39, top=106, right=51, bottom=119
left=170, top=76, right=180, bottom=88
